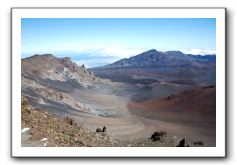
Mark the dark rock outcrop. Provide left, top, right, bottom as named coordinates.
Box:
left=150, top=131, right=167, bottom=141
left=96, top=126, right=107, bottom=133
left=176, top=138, right=190, bottom=147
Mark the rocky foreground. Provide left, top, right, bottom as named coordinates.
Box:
left=21, top=97, right=205, bottom=147
left=21, top=97, right=121, bottom=147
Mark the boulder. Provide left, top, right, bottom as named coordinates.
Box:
left=102, top=126, right=107, bottom=132
left=193, top=141, right=204, bottom=145
left=96, top=128, right=102, bottom=132
left=176, top=138, right=190, bottom=147
left=150, top=131, right=166, bottom=141
left=96, top=126, right=107, bottom=133
left=150, top=131, right=163, bottom=141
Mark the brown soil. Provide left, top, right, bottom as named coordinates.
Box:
left=127, top=86, right=216, bottom=146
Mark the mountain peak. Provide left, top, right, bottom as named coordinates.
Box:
left=165, top=51, right=184, bottom=54
left=106, top=49, right=216, bottom=68
left=34, top=54, right=54, bottom=58
left=145, top=49, right=158, bottom=53
left=40, top=53, right=54, bottom=57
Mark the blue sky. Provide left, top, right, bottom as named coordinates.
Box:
left=21, top=18, right=216, bottom=68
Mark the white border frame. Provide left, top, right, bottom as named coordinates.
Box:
left=11, top=8, right=226, bottom=157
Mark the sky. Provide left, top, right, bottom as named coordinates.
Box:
left=21, top=18, right=216, bottom=68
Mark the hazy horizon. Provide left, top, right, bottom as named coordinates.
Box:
left=21, top=48, right=216, bottom=68
left=21, top=18, right=216, bottom=68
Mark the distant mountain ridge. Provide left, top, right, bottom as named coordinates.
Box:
left=90, top=49, right=216, bottom=86
left=107, top=49, right=215, bottom=68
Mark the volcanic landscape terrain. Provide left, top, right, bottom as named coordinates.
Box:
left=21, top=49, right=216, bottom=147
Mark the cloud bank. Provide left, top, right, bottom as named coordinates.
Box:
left=179, top=48, right=216, bottom=55
left=22, top=47, right=216, bottom=68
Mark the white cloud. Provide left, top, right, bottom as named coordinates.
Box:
left=180, top=48, right=216, bottom=55
left=72, top=47, right=146, bottom=68
left=72, top=47, right=145, bottom=58
left=74, top=57, right=121, bottom=68
left=100, top=47, right=146, bottom=58
left=73, top=47, right=215, bottom=58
